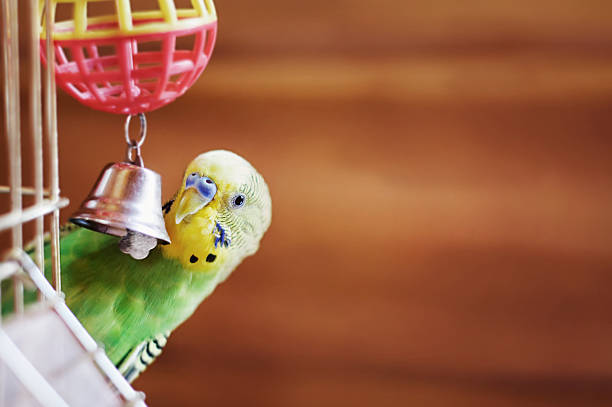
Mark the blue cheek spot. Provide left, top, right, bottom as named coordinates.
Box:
left=214, top=223, right=231, bottom=249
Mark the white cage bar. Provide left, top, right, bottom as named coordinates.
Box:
left=0, top=0, right=148, bottom=405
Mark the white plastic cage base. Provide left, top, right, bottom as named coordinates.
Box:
left=0, top=252, right=147, bottom=407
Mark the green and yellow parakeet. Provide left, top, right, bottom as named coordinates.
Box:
left=3, top=150, right=272, bottom=382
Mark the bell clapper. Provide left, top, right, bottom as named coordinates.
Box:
left=119, top=113, right=160, bottom=259
left=70, top=112, right=171, bottom=259
left=119, top=230, right=158, bottom=260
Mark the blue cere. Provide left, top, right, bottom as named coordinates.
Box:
left=196, top=177, right=217, bottom=200
left=185, top=172, right=199, bottom=188
left=186, top=173, right=217, bottom=201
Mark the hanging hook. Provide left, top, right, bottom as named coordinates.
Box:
left=124, top=113, right=146, bottom=166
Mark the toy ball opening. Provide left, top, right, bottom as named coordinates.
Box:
left=40, top=0, right=217, bottom=114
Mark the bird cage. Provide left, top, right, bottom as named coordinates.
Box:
left=0, top=0, right=147, bottom=405
left=40, top=0, right=217, bottom=114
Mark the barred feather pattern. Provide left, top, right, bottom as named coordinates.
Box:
left=118, top=331, right=171, bottom=383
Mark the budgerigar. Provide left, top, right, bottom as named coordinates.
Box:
left=2, top=150, right=272, bottom=382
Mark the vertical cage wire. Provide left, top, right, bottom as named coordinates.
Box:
left=1, top=0, right=24, bottom=314
left=28, top=0, right=45, bottom=294
left=0, top=0, right=67, bottom=295
left=44, top=0, right=62, bottom=292
left=0, top=1, right=148, bottom=405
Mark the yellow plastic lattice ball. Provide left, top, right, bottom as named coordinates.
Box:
left=40, top=0, right=218, bottom=114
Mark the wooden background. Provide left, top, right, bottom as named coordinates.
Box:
left=3, top=0, right=612, bottom=405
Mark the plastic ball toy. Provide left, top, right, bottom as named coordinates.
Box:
left=40, top=0, right=217, bottom=114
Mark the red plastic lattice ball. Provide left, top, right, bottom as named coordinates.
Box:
left=40, top=1, right=217, bottom=114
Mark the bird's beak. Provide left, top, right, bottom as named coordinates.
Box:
left=175, top=188, right=212, bottom=224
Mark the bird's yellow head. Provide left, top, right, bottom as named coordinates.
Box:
left=161, top=150, right=272, bottom=279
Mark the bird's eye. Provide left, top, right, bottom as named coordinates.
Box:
left=230, top=194, right=246, bottom=208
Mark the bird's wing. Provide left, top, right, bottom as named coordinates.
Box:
left=117, top=331, right=171, bottom=383
left=3, top=223, right=84, bottom=314
left=24, top=222, right=80, bottom=254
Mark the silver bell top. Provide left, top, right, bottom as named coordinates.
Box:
left=70, top=162, right=171, bottom=245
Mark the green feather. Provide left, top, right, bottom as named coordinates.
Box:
left=1, top=150, right=272, bottom=381
left=3, top=227, right=218, bottom=365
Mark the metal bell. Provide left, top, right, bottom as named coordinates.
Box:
left=70, top=162, right=171, bottom=244
left=70, top=114, right=170, bottom=245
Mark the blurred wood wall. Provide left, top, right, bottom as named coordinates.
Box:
left=2, top=0, right=612, bottom=406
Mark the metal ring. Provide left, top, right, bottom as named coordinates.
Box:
left=127, top=145, right=144, bottom=167
left=124, top=113, right=147, bottom=148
